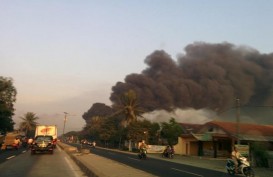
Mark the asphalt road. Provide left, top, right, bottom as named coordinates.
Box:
left=0, top=147, right=26, bottom=164
left=0, top=146, right=85, bottom=177
left=93, top=147, right=232, bottom=177
left=68, top=143, right=231, bottom=177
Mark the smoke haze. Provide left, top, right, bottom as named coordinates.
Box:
left=110, top=42, right=273, bottom=123
left=142, top=108, right=215, bottom=124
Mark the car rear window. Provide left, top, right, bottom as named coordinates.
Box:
left=35, top=136, right=53, bottom=141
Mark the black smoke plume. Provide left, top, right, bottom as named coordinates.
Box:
left=110, top=42, right=273, bottom=114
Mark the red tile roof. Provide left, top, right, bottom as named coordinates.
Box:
left=205, top=121, right=273, bottom=137
left=179, top=123, right=203, bottom=133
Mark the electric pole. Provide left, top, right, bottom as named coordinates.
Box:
left=63, top=112, right=69, bottom=140
left=236, top=98, right=241, bottom=145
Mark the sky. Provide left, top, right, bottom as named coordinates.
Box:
left=1, top=1, right=273, bottom=134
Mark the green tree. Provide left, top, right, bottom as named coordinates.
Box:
left=19, top=112, right=39, bottom=137
left=99, top=117, right=118, bottom=147
left=161, top=118, right=183, bottom=145
left=114, top=89, right=145, bottom=127
left=0, top=77, right=17, bottom=133
left=125, top=119, right=160, bottom=144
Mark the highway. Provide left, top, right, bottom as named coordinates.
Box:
left=0, top=143, right=244, bottom=177
left=89, top=146, right=230, bottom=177
left=0, top=146, right=85, bottom=177
left=70, top=143, right=231, bottom=177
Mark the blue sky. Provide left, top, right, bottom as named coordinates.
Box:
left=1, top=1, right=273, bottom=133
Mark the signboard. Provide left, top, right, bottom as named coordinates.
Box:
left=146, top=145, right=166, bottom=153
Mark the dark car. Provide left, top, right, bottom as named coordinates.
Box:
left=31, top=135, right=54, bottom=154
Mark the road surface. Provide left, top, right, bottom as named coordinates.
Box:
left=0, top=146, right=85, bottom=177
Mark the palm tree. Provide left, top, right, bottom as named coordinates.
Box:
left=112, top=89, right=145, bottom=151
left=113, top=89, right=145, bottom=127
left=19, top=112, right=39, bottom=137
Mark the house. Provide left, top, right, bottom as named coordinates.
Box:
left=174, top=121, right=273, bottom=158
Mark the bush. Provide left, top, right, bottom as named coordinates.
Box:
left=251, top=142, right=269, bottom=167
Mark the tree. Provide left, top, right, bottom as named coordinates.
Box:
left=99, top=117, right=118, bottom=147
left=125, top=119, right=160, bottom=145
left=0, top=76, right=17, bottom=133
left=161, top=118, right=183, bottom=145
left=87, top=116, right=104, bottom=141
left=19, top=112, right=39, bottom=137
left=113, top=89, right=145, bottom=127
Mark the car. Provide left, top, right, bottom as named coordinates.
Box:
left=31, top=135, right=54, bottom=155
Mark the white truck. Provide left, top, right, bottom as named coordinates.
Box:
left=35, top=125, right=58, bottom=147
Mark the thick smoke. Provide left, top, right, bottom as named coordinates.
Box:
left=110, top=42, right=273, bottom=117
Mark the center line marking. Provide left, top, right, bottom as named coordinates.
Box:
left=6, top=155, right=16, bottom=160
left=171, top=168, right=203, bottom=177
left=128, top=157, right=140, bottom=161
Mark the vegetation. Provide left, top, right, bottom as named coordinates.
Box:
left=113, top=89, right=145, bottom=127
left=251, top=142, right=270, bottom=167
left=0, top=76, right=17, bottom=133
left=124, top=120, right=159, bottom=144
left=19, top=112, right=39, bottom=137
left=80, top=89, right=183, bottom=149
left=160, top=118, right=183, bottom=145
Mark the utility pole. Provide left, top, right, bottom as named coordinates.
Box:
left=236, top=98, right=241, bottom=145
left=63, top=112, right=68, bottom=140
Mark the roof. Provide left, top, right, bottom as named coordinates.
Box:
left=197, top=121, right=273, bottom=141
left=191, top=133, right=212, bottom=141
left=179, top=123, right=203, bottom=134
left=204, top=121, right=273, bottom=137
left=180, top=121, right=273, bottom=142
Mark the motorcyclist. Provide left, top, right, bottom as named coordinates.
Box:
left=92, top=141, right=96, bottom=148
left=231, top=146, right=242, bottom=174
left=163, top=145, right=171, bottom=156
left=170, top=145, right=174, bottom=156
left=13, top=137, right=20, bottom=149
left=163, top=145, right=174, bottom=158
left=139, top=140, right=147, bottom=153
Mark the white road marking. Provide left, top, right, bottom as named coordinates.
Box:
left=6, top=155, right=15, bottom=160
left=22, top=150, right=26, bottom=153
left=171, top=168, right=204, bottom=177
left=57, top=145, right=62, bottom=151
left=128, top=157, right=140, bottom=161
left=64, top=156, right=80, bottom=177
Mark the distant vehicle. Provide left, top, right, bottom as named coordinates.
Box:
left=1, top=132, right=21, bottom=150
left=138, top=148, right=147, bottom=159
left=31, top=135, right=54, bottom=154
left=35, top=125, right=58, bottom=148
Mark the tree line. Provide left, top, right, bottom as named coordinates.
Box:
left=0, top=76, right=39, bottom=137
left=76, top=89, right=183, bottom=148
left=1, top=76, right=182, bottom=148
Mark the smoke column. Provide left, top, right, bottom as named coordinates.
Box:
left=110, top=42, right=273, bottom=121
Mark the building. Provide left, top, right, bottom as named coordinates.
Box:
left=174, top=121, right=273, bottom=158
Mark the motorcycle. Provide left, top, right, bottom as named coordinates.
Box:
left=162, top=148, right=174, bottom=158
left=138, top=148, right=147, bottom=159
left=226, top=157, right=255, bottom=177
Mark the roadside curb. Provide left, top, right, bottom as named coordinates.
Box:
left=58, top=142, right=100, bottom=177
left=57, top=142, right=156, bottom=177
